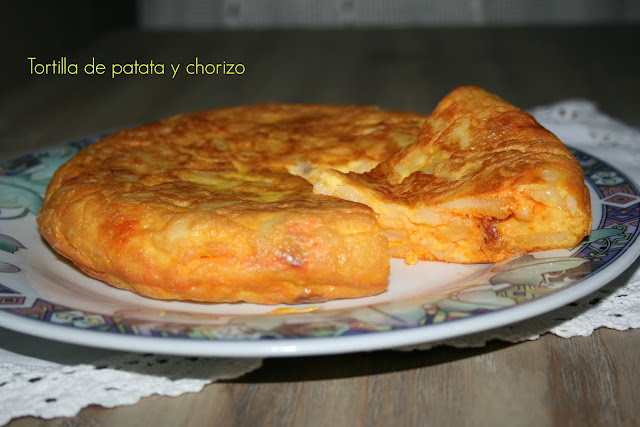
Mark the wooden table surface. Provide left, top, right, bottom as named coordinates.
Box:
left=3, top=26, right=640, bottom=426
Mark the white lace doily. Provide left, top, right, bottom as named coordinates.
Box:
left=0, top=347, right=262, bottom=425
left=1, top=99, right=639, bottom=424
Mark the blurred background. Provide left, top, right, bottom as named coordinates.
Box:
left=138, top=0, right=640, bottom=28
left=2, top=0, right=639, bottom=158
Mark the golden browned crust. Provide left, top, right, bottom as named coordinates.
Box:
left=37, top=104, right=426, bottom=304
left=314, top=87, right=592, bottom=264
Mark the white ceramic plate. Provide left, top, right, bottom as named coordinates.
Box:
left=1, top=136, right=639, bottom=357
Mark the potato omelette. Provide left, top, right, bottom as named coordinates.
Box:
left=37, top=104, right=426, bottom=304
left=314, top=87, right=592, bottom=264
left=37, top=88, right=591, bottom=304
